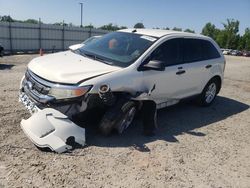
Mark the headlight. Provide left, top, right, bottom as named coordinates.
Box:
left=48, top=85, right=92, bottom=99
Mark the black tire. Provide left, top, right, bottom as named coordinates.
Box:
left=0, top=47, right=3, bottom=57
left=197, top=78, right=219, bottom=106
left=99, top=100, right=137, bottom=136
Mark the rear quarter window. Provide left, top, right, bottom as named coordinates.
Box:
left=183, top=38, right=220, bottom=63
left=201, top=40, right=221, bottom=60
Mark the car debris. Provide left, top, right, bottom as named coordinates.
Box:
left=21, top=108, right=85, bottom=153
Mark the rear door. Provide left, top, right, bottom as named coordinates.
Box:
left=182, top=38, right=222, bottom=94
left=181, top=38, right=208, bottom=96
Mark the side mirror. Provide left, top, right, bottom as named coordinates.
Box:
left=139, top=60, right=165, bottom=71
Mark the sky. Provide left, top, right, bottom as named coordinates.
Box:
left=0, top=0, right=249, bottom=34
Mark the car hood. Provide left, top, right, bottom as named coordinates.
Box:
left=28, top=51, right=121, bottom=84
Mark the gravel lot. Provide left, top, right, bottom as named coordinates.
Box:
left=0, top=54, right=249, bottom=188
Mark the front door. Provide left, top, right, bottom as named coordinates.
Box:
left=142, top=38, right=194, bottom=104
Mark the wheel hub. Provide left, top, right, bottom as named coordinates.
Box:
left=205, top=83, right=216, bottom=103
left=117, top=107, right=136, bottom=134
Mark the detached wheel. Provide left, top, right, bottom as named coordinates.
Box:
left=198, top=78, right=219, bottom=106
left=99, top=101, right=137, bottom=136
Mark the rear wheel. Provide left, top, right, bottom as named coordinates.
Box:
left=198, top=78, right=219, bottom=106
left=99, top=100, right=137, bottom=136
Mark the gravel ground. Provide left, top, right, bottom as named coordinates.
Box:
left=0, top=54, right=249, bottom=188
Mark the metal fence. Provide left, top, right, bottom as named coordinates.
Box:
left=0, top=22, right=109, bottom=54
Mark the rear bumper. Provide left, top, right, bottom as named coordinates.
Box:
left=21, top=108, right=86, bottom=153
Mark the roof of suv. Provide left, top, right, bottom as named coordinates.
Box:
left=119, top=28, right=205, bottom=38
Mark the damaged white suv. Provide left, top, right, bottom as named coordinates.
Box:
left=19, top=29, right=225, bottom=152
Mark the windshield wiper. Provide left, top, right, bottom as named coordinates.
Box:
left=82, top=52, right=96, bottom=60
left=81, top=52, right=114, bottom=65
left=95, top=56, right=114, bottom=65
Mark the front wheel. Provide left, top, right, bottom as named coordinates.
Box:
left=115, top=102, right=137, bottom=134
left=198, top=79, right=219, bottom=106
left=99, top=100, right=137, bottom=136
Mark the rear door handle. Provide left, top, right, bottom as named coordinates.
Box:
left=205, top=65, right=212, bottom=69
left=176, top=70, right=186, bottom=75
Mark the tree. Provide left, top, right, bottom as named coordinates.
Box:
left=68, top=23, right=74, bottom=27
left=202, top=19, right=240, bottom=49
left=201, top=22, right=219, bottom=40
left=162, top=27, right=170, bottom=30
left=99, top=23, right=120, bottom=31
left=134, top=22, right=145, bottom=29
left=184, top=28, right=195, bottom=33
left=23, top=19, right=39, bottom=24
left=119, top=26, right=128, bottom=29
left=216, top=30, right=227, bottom=48
left=222, top=19, right=240, bottom=49
left=0, top=15, right=14, bottom=22
left=99, top=23, right=127, bottom=31
left=239, top=28, right=250, bottom=50
left=84, top=24, right=94, bottom=29
left=172, top=27, right=182, bottom=31
left=53, top=22, right=68, bottom=26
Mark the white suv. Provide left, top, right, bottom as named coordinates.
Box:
left=20, top=29, right=225, bottom=136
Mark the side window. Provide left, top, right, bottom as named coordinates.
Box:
left=201, top=40, right=220, bottom=60
left=150, top=38, right=182, bottom=66
left=183, top=39, right=203, bottom=63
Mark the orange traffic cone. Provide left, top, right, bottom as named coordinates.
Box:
left=39, top=48, right=44, bottom=56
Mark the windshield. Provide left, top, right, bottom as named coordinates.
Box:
left=77, top=32, right=156, bottom=67
left=82, top=36, right=101, bottom=45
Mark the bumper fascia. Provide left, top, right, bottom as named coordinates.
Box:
left=21, top=108, right=86, bottom=153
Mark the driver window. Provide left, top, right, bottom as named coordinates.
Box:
left=150, top=38, right=182, bottom=66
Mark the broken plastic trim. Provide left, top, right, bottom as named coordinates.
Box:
left=21, top=108, right=85, bottom=153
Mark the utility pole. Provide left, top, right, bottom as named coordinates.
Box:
left=79, top=2, right=83, bottom=28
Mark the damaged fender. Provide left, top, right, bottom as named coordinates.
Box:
left=21, top=108, right=85, bottom=153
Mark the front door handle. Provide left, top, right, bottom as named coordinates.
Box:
left=205, top=65, right=212, bottom=69
left=176, top=70, right=186, bottom=75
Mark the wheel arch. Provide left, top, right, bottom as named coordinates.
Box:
left=208, top=75, right=222, bottom=94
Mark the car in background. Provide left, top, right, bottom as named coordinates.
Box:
left=69, top=36, right=102, bottom=50
left=243, top=51, right=250, bottom=57
left=221, top=48, right=225, bottom=53
left=0, top=44, right=4, bottom=57
left=222, top=49, right=232, bottom=55
left=231, top=50, right=242, bottom=56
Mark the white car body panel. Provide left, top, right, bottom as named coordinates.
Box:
left=27, top=30, right=225, bottom=104
left=21, top=108, right=85, bottom=153
left=28, top=51, right=121, bottom=84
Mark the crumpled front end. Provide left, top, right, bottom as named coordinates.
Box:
left=21, top=108, right=85, bottom=153
left=19, top=69, right=89, bottom=118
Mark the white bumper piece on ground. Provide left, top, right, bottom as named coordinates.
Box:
left=21, top=108, right=85, bottom=153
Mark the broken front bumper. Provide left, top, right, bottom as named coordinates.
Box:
left=21, top=108, right=85, bottom=153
